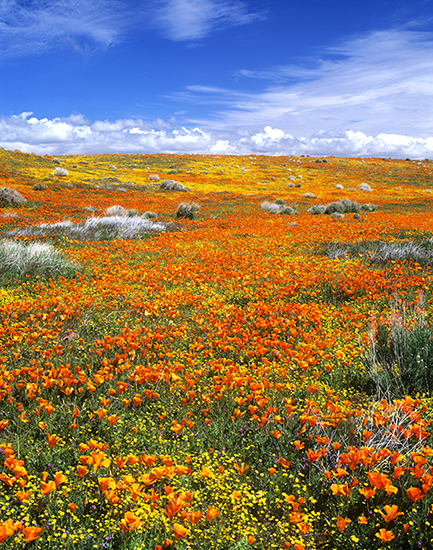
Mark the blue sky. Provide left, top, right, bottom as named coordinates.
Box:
left=1, top=0, right=433, bottom=157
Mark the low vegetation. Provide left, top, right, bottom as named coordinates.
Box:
left=0, top=150, right=432, bottom=550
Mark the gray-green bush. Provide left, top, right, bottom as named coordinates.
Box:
left=160, top=179, right=189, bottom=192
left=0, top=187, right=26, bottom=206
left=176, top=202, right=200, bottom=220
left=33, top=182, right=47, bottom=191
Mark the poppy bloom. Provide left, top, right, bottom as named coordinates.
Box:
left=173, top=523, right=188, bottom=539
left=40, top=481, right=56, bottom=495
left=120, top=511, right=141, bottom=531
left=406, top=487, right=424, bottom=502
left=359, top=487, right=376, bottom=499
left=378, top=505, right=404, bottom=522
left=336, top=516, right=351, bottom=533
left=206, top=507, right=220, bottom=521
left=358, top=516, right=368, bottom=524
left=234, top=463, right=249, bottom=475
left=188, top=511, right=203, bottom=525
left=375, top=529, right=394, bottom=542
left=46, top=433, right=61, bottom=448
left=23, top=526, right=44, bottom=541
left=331, top=483, right=351, bottom=497
left=0, top=520, right=15, bottom=543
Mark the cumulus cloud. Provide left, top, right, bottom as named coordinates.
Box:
left=2, top=113, right=433, bottom=158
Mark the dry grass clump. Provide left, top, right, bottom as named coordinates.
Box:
left=0, top=187, right=26, bottom=206
left=106, top=205, right=127, bottom=216
left=0, top=239, right=79, bottom=279
left=176, top=202, right=200, bottom=219
left=7, top=216, right=167, bottom=241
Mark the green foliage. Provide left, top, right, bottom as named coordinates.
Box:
left=363, top=295, right=433, bottom=397
left=308, top=204, right=326, bottom=215
left=33, top=182, right=48, bottom=191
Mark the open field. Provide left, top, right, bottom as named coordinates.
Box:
left=1, top=150, right=433, bottom=549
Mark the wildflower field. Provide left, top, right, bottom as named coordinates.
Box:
left=1, top=149, right=433, bottom=550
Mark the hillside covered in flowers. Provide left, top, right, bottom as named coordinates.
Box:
left=0, top=150, right=433, bottom=549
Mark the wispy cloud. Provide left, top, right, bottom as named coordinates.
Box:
left=0, top=0, right=264, bottom=57
left=193, top=28, right=433, bottom=137
left=149, top=0, right=264, bottom=41
left=0, top=0, right=129, bottom=56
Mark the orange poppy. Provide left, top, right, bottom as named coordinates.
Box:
left=173, top=523, right=189, bottom=539
left=406, top=487, right=424, bottom=502
left=23, top=526, right=44, bottom=541
left=336, top=516, right=351, bottom=533
left=206, top=506, right=220, bottom=521
left=375, top=529, right=394, bottom=542
left=378, top=505, right=404, bottom=522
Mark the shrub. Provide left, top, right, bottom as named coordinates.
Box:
left=273, top=199, right=286, bottom=206
left=149, top=174, right=160, bottom=181
left=0, top=187, right=26, bottom=206
left=176, top=202, right=200, bottom=220
left=160, top=179, right=189, bottom=192
left=303, top=192, right=316, bottom=198
left=33, top=182, right=47, bottom=191
left=127, top=209, right=139, bottom=217
left=325, top=201, right=345, bottom=214
left=330, top=212, right=344, bottom=220
left=261, top=201, right=280, bottom=214
left=0, top=239, right=79, bottom=280
left=318, top=238, right=433, bottom=266
left=363, top=295, right=433, bottom=397
left=279, top=206, right=298, bottom=215
left=52, top=167, right=69, bottom=177
left=358, top=182, right=372, bottom=192
left=106, top=205, right=127, bottom=216
left=144, top=211, right=157, bottom=219
left=308, top=205, right=326, bottom=215
left=361, top=203, right=378, bottom=212
left=341, top=199, right=361, bottom=213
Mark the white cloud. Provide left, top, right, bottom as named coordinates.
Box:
left=150, top=0, right=263, bottom=41
left=2, top=28, right=433, bottom=158
left=2, top=112, right=433, bottom=158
